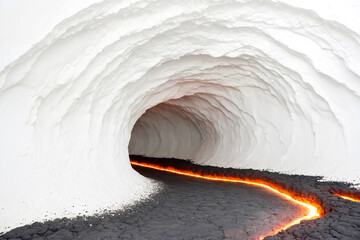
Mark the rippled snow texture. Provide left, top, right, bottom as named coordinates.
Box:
left=1, top=0, right=360, bottom=232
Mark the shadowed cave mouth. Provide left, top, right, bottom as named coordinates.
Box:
left=129, top=95, right=204, bottom=162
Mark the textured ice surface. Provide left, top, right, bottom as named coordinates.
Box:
left=1, top=0, right=360, bottom=232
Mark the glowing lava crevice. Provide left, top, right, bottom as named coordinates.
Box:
left=130, top=160, right=322, bottom=239
left=333, top=193, right=360, bottom=203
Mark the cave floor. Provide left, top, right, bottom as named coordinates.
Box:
left=0, top=166, right=305, bottom=240
left=1, top=157, right=360, bottom=240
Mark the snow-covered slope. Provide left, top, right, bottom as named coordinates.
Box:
left=1, top=0, right=360, bottom=232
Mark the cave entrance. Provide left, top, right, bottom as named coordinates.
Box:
left=128, top=96, right=204, bottom=162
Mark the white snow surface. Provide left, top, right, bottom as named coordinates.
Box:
left=1, top=0, right=360, bottom=232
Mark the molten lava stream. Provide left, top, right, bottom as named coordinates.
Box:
left=130, top=160, right=321, bottom=239
left=333, top=193, right=360, bottom=202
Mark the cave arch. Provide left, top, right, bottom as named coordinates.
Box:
left=1, top=0, right=360, bottom=232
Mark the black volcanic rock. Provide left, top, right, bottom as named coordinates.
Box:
left=1, top=156, right=360, bottom=240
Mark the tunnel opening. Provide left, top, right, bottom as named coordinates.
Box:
left=128, top=95, right=204, bottom=161
left=126, top=79, right=256, bottom=170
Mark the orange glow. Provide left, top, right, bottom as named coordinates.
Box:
left=334, top=193, right=360, bottom=202
left=130, top=160, right=322, bottom=239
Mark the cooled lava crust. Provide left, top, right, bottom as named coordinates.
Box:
left=1, top=156, right=360, bottom=240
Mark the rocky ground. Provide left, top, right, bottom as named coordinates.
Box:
left=1, top=156, right=360, bottom=240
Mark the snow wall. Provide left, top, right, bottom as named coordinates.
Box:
left=1, top=0, right=360, bottom=232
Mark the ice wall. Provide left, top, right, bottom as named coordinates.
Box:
left=1, top=0, right=360, bottom=232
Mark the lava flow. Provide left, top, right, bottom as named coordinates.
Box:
left=333, top=193, right=360, bottom=202
left=130, top=160, right=322, bottom=239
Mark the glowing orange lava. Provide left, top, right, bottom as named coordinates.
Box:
left=334, top=193, right=360, bottom=202
left=130, top=160, right=322, bottom=239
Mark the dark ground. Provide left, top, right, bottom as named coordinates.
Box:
left=1, top=156, right=360, bottom=240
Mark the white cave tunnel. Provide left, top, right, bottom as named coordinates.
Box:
left=1, top=0, right=360, bottom=232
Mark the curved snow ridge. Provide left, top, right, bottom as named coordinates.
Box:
left=1, top=0, right=360, bottom=232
